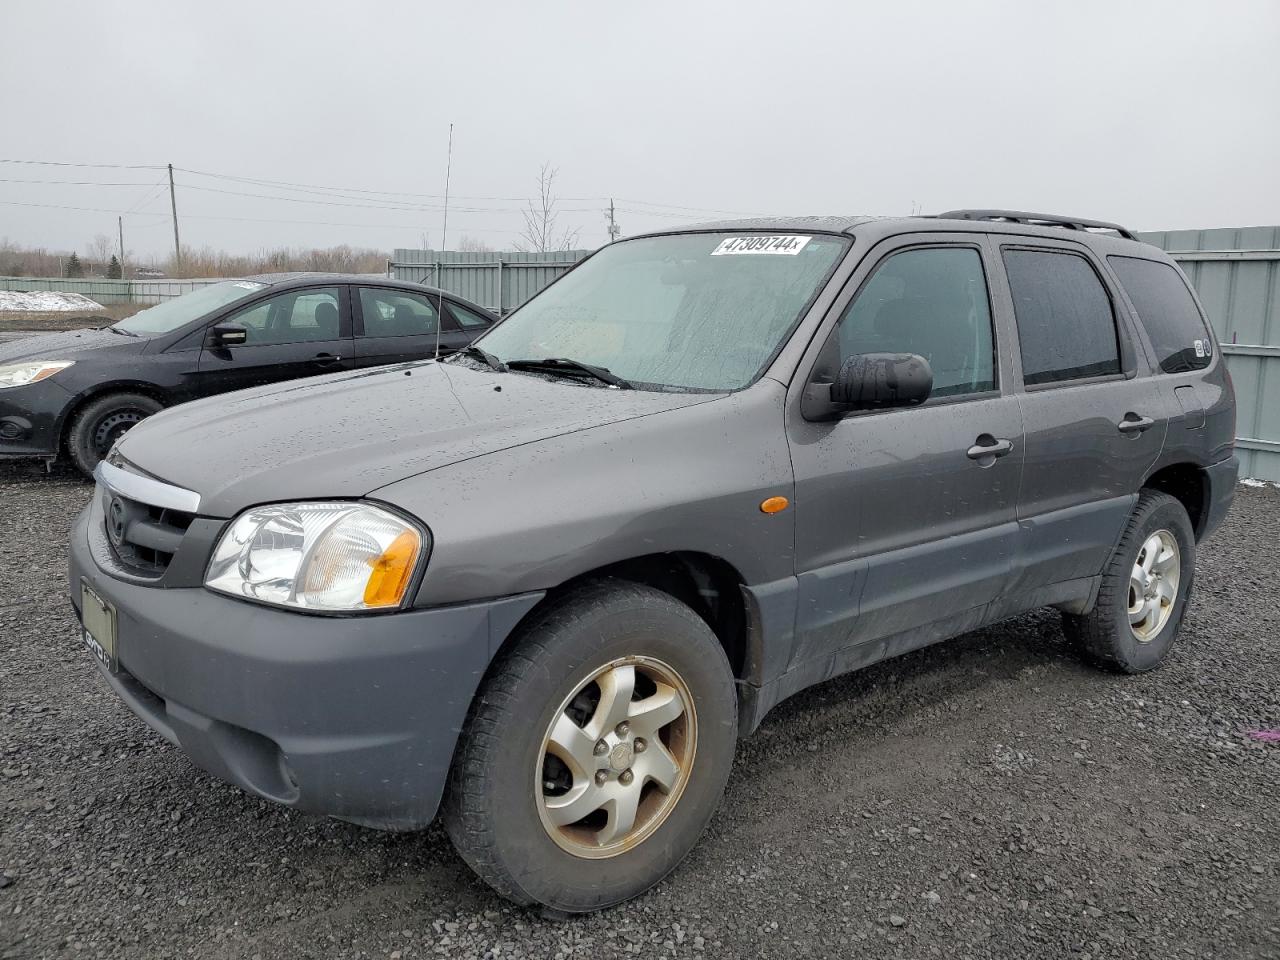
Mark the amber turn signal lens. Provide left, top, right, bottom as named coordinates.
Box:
left=363, top=529, right=421, bottom=607
left=759, top=496, right=789, bottom=514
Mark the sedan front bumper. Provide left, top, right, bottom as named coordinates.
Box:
left=69, top=500, right=542, bottom=830
left=0, top=378, right=73, bottom=458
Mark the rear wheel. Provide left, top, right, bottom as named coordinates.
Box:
left=66, top=392, right=162, bottom=477
left=1063, top=490, right=1196, bottom=673
left=443, top=580, right=737, bottom=912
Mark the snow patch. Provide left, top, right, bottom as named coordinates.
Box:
left=1240, top=477, right=1279, bottom=489
left=0, top=290, right=103, bottom=312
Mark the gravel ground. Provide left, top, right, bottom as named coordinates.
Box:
left=1, top=460, right=1277, bottom=959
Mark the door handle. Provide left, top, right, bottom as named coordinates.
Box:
left=966, top=436, right=1014, bottom=461
left=1117, top=414, right=1155, bottom=434
left=313, top=353, right=343, bottom=365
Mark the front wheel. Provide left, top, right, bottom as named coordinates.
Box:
left=66, top=392, right=162, bottom=477
left=443, top=580, right=737, bottom=912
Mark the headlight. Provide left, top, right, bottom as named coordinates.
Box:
left=0, top=360, right=75, bottom=389
left=205, top=502, right=427, bottom=612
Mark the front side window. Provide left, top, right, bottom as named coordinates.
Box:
left=115, top=280, right=268, bottom=335
left=1003, top=249, right=1120, bottom=385
left=474, top=232, right=848, bottom=391
left=222, top=287, right=342, bottom=346
left=835, top=246, right=996, bottom=398
left=359, top=288, right=440, bottom=337
left=1108, top=256, right=1212, bottom=373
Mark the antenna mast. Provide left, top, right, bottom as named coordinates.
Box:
left=434, top=123, right=453, bottom=360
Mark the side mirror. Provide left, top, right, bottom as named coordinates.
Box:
left=207, top=323, right=248, bottom=347
left=803, top=352, right=933, bottom=420
left=832, top=353, right=933, bottom=409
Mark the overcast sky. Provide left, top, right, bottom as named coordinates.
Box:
left=2, top=0, right=1278, bottom=260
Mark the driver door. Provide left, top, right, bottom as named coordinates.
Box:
left=785, top=236, right=1024, bottom=667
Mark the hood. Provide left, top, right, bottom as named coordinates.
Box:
left=115, top=361, right=720, bottom=516
left=0, top=327, right=145, bottom=364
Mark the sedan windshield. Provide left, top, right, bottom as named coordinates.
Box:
left=114, top=280, right=269, bottom=335
left=475, top=232, right=848, bottom=391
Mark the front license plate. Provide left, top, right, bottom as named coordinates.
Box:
left=81, top=580, right=118, bottom=674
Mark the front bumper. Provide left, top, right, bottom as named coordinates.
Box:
left=1200, top=454, right=1239, bottom=542
left=0, top=378, right=72, bottom=458
left=69, top=500, right=543, bottom=830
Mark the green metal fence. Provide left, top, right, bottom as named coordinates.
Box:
left=388, top=249, right=590, bottom=315
left=1137, top=227, right=1280, bottom=482
left=0, top=276, right=219, bottom=305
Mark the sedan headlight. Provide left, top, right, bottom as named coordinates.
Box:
left=0, top=360, right=75, bottom=388
left=205, top=502, right=427, bottom=612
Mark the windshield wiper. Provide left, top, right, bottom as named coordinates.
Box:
left=460, top=344, right=507, bottom=372
left=505, top=357, right=633, bottom=389
left=105, top=325, right=136, bottom=337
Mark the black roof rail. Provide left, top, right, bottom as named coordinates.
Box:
left=935, top=209, right=1138, bottom=242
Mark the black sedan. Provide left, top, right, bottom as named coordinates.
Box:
left=0, top=273, right=496, bottom=475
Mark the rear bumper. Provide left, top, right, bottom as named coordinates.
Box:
left=1200, top=455, right=1239, bottom=542
left=69, top=501, right=542, bottom=830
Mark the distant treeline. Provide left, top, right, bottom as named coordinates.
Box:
left=0, top=238, right=390, bottom=279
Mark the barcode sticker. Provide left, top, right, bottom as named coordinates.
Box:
left=711, top=235, right=812, bottom=256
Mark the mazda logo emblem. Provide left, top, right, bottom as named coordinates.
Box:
left=107, top=497, right=126, bottom=547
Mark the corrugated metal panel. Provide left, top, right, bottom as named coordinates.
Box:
left=0, top=276, right=220, bottom=305
left=388, top=249, right=590, bottom=314
left=1136, top=226, right=1280, bottom=481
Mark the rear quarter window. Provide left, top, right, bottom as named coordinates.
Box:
left=1108, top=256, right=1213, bottom=373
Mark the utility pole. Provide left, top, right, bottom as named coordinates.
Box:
left=167, top=163, right=181, bottom=267
left=117, top=216, right=125, bottom=276
left=605, top=198, right=620, bottom=243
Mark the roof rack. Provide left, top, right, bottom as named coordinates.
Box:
left=935, top=209, right=1137, bottom=242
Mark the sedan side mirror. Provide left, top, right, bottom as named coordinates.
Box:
left=803, top=352, right=933, bottom=420
left=207, top=323, right=248, bottom=347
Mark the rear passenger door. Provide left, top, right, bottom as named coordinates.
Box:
left=353, top=287, right=473, bottom=368
left=194, top=285, right=353, bottom=397
left=990, top=240, right=1167, bottom=592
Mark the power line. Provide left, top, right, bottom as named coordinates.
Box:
left=174, top=165, right=604, bottom=203
left=0, top=159, right=166, bottom=170
left=0, top=178, right=164, bottom=187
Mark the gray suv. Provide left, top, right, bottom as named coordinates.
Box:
left=69, top=210, right=1237, bottom=913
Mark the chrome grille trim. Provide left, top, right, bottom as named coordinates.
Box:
left=94, top=460, right=201, bottom=514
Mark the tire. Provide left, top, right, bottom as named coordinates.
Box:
left=443, top=579, right=738, bottom=912
left=66, top=392, right=162, bottom=478
left=1063, top=490, right=1196, bottom=673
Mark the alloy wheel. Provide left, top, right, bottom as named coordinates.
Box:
left=1128, top=529, right=1180, bottom=642
left=536, top=656, right=696, bottom=859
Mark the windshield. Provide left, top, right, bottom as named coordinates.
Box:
left=114, top=280, right=269, bottom=335
left=475, top=232, right=848, bottom=391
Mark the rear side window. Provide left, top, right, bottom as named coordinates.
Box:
left=359, top=287, right=439, bottom=337
left=1108, top=256, right=1212, bottom=373
left=449, top=303, right=493, bottom=329
left=1003, top=249, right=1121, bottom=386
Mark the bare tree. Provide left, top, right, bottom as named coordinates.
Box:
left=457, top=235, right=495, bottom=253
left=515, top=163, right=580, bottom=253
left=87, top=233, right=115, bottom=274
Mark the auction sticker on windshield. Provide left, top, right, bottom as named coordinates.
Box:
left=711, top=235, right=812, bottom=256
